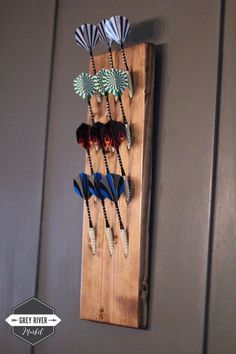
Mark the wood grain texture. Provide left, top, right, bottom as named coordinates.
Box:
left=80, top=43, right=155, bottom=328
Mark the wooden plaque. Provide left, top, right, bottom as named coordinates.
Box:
left=80, top=43, right=155, bottom=328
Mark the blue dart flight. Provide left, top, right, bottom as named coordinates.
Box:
left=89, top=172, right=114, bottom=255
left=74, top=173, right=96, bottom=254
left=100, top=173, right=128, bottom=257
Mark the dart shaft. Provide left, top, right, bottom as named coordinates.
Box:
left=118, top=97, right=128, bottom=125
left=85, top=199, right=93, bottom=228
left=108, top=47, right=115, bottom=69
left=89, top=51, right=97, bottom=75
left=88, top=100, right=95, bottom=125
left=86, top=149, right=94, bottom=175
left=105, top=95, right=113, bottom=121
left=114, top=201, right=124, bottom=230
left=120, top=43, right=129, bottom=71
left=116, top=148, right=125, bottom=176
left=101, top=200, right=110, bottom=228
left=102, top=148, right=110, bottom=174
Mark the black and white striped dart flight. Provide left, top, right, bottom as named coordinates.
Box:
left=101, top=121, right=131, bottom=202
left=74, top=173, right=96, bottom=254
left=88, top=172, right=114, bottom=255
left=105, top=16, right=133, bottom=98
left=104, top=16, right=130, bottom=47
left=75, top=24, right=101, bottom=102
left=100, top=173, right=128, bottom=257
left=98, top=19, right=113, bottom=47
left=76, top=123, right=94, bottom=175
left=75, top=24, right=99, bottom=72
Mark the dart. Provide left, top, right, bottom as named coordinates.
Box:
left=101, top=121, right=131, bottom=202
left=73, top=73, right=96, bottom=126
left=88, top=173, right=114, bottom=255
left=97, top=20, right=115, bottom=69
left=100, top=173, right=128, bottom=257
left=95, top=68, right=132, bottom=150
left=74, top=173, right=96, bottom=254
left=102, top=69, right=132, bottom=150
left=90, top=121, right=111, bottom=173
left=75, top=24, right=101, bottom=102
left=76, top=123, right=94, bottom=175
left=76, top=123, right=98, bottom=202
left=97, top=21, right=118, bottom=103
left=94, top=68, right=116, bottom=148
left=105, top=16, right=133, bottom=98
left=94, top=69, right=115, bottom=140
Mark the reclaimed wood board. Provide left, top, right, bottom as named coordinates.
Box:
left=80, top=43, right=155, bottom=328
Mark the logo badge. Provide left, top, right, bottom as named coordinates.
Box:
left=5, top=297, right=61, bottom=346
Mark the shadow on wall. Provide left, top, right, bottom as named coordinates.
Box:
left=126, top=17, right=168, bottom=46
left=127, top=22, right=167, bottom=328
left=95, top=17, right=168, bottom=53
left=126, top=17, right=167, bottom=330
left=148, top=43, right=166, bottom=329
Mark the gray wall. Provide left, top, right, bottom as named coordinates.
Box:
left=207, top=1, right=236, bottom=353
left=1, top=1, right=235, bottom=353
left=0, top=1, right=56, bottom=353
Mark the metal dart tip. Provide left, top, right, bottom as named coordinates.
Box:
left=126, top=71, right=134, bottom=98
left=105, top=227, right=114, bottom=256
left=120, top=229, right=128, bottom=257
left=89, top=227, right=96, bottom=255
left=123, top=175, right=131, bottom=202
left=125, top=123, right=132, bottom=150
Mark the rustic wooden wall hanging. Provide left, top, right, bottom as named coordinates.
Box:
left=73, top=17, right=155, bottom=328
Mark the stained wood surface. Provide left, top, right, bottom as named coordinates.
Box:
left=80, top=43, right=155, bottom=328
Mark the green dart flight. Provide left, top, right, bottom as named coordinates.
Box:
left=73, top=73, right=97, bottom=126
